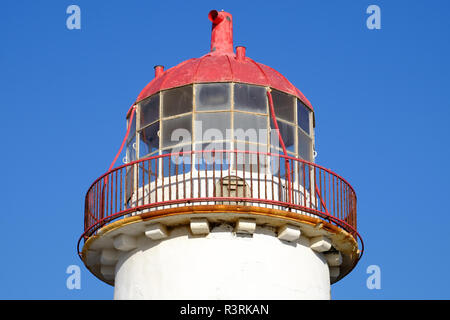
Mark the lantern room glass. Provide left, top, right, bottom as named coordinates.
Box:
left=126, top=83, right=314, bottom=167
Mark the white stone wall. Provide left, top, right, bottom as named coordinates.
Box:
left=113, top=223, right=330, bottom=300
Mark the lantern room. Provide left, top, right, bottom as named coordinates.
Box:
left=126, top=83, right=314, bottom=164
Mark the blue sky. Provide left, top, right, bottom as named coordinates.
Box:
left=1, top=0, right=449, bottom=299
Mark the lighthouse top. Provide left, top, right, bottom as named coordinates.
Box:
left=135, top=10, right=313, bottom=111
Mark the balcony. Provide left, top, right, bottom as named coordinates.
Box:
left=79, top=150, right=362, bottom=263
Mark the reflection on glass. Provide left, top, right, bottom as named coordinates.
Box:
left=271, top=89, right=295, bottom=122
left=270, top=118, right=295, bottom=153
left=140, top=94, right=159, bottom=129
left=195, top=143, right=230, bottom=171
left=162, top=115, right=192, bottom=148
left=125, top=164, right=134, bottom=202
left=126, top=136, right=136, bottom=163
left=234, top=112, right=267, bottom=144
left=234, top=84, right=267, bottom=113
left=195, top=112, right=231, bottom=142
left=161, top=149, right=192, bottom=177
left=162, top=85, right=193, bottom=117
left=297, top=99, right=310, bottom=135
left=127, top=114, right=136, bottom=144
left=195, top=83, right=231, bottom=111
left=298, top=129, right=312, bottom=162
left=235, top=142, right=266, bottom=173
left=139, top=122, right=159, bottom=157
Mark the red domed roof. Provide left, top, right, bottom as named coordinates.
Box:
left=135, top=10, right=313, bottom=111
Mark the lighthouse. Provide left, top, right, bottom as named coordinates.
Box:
left=78, top=10, right=363, bottom=300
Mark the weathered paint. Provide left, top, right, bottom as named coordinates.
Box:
left=135, top=11, right=313, bottom=111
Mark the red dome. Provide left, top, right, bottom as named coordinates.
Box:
left=135, top=10, right=313, bottom=111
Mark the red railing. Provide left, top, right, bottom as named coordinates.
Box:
left=79, top=150, right=363, bottom=258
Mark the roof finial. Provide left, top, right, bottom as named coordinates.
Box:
left=208, top=10, right=233, bottom=53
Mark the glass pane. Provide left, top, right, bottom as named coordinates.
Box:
left=139, top=157, right=158, bottom=184
left=195, top=112, right=231, bottom=142
left=269, top=147, right=283, bottom=176
left=127, top=113, right=136, bottom=143
left=271, top=89, right=294, bottom=122
left=270, top=118, right=295, bottom=154
left=234, top=84, right=267, bottom=113
left=126, top=137, right=136, bottom=162
left=198, top=141, right=231, bottom=152
left=234, top=112, right=268, bottom=144
left=297, top=99, right=310, bottom=135
left=195, top=83, right=231, bottom=111
left=234, top=142, right=265, bottom=173
left=162, top=85, right=193, bottom=118
left=161, top=115, right=192, bottom=148
left=139, top=122, right=159, bottom=157
left=298, top=129, right=312, bottom=162
left=195, top=143, right=231, bottom=171
left=161, top=148, right=192, bottom=177
left=140, top=94, right=160, bottom=129
left=125, top=164, right=134, bottom=202
left=235, top=141, right=267, bottom=159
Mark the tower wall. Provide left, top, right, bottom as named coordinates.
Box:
left=113, top=223, right=331, bottom=300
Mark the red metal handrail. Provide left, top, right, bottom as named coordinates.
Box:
left=78, top=150, right=363, bottom=264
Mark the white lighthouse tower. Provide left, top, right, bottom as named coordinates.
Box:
left=78, top=10, right=363, bottom=300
